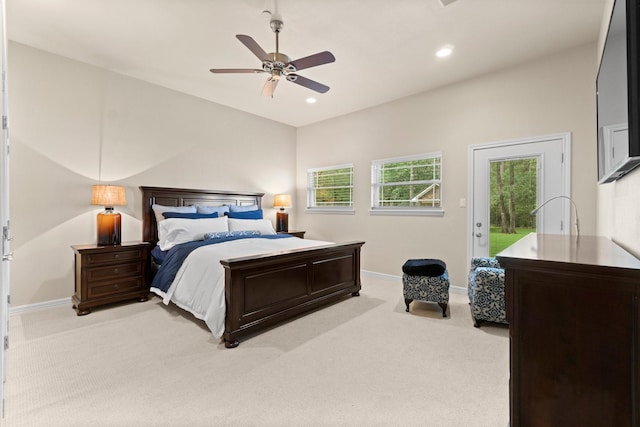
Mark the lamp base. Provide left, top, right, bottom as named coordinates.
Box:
left=97, top=209, right=122, bottom=246
left=276, top=211, right=288, bottom=232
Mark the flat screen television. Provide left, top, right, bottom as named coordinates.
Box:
left=597, top=0, right=640, bottom=183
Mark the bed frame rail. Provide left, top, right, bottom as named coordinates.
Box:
left=221, top=241, right=364, bottom=348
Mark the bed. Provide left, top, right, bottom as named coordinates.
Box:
left=140, top=186, right=364, bottom=348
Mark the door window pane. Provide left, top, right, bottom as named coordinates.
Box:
left=489, top=158, right=538, bottom=256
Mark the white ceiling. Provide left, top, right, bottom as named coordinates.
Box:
left=8, top=0, right=606, bottom=127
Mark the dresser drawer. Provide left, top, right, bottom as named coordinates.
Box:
left=87, top=276, right=145, bottom=299
left=85, top=248, right=145, bottom=266
left=86, top=262, right=143, bottom=283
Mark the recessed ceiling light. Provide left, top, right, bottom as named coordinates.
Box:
left=436, top=44, right=454, bottom=58
left=306, top=97, right=317, bottom=104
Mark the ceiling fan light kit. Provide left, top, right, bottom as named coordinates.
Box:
left=209, top=13, right=335, bottom=98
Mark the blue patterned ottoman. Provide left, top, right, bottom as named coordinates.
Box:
left=402, top=259, right=450, bottom=317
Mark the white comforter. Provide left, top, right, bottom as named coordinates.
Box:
left=150, top=237, right=331, bottom=338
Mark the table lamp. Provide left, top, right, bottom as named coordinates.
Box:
left=91, top=185, right=127, bottom=245
left=273, top=194, right=291, bottom=232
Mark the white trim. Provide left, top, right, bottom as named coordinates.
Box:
left=305, top=208, right=355, bottom=215
left=368, top=208, right=444, bottom=217
left=372, top=151, right=442, bottom=164
left=467, top=132, right=570, bottom=152
left=9, top=297, right=71, bottom=315
left=9, top=272, right=468, bottom=316
left=467, top=132, right=572, bottom=261
left=449, top=285, right=468, bottom=295
left=360, top=270, right=467, bottom=294
left=307, top=163, right=354, bottom=173
left=361, top=269, right=400, bottom=281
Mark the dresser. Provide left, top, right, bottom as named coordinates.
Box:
left=497, top=233, right=640, bottom=427
left=71, top=241, right=150, bottom=315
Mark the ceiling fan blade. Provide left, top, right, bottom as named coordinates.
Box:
left=286, top=74, right=330, bottom=94
left=209, top=68, right=264, bottom=74
left=287, top=51, right=335, bottom=72
left=236, top=34, right=271, bottom=62
left=261, top=77, right=279, bottom=98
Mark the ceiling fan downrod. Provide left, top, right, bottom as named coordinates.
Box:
left=270, top=15, right=283, bottom=55
left=266, top=15, right=288, bottom=80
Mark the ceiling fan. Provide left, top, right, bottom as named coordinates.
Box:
left=209, top=13, right=335, bottom=98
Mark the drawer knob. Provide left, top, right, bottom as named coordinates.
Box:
left=114, top=254, right=120, bottom=259
left=113, top=284, right=119, bottom=289
left=114, top=268, right=119, bottom=273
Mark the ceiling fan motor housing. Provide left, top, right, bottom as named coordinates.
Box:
left=263, top=52, right=295, bottom=78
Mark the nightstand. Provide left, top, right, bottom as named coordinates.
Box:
left=277, top=230, right=305, bottom=238
left=71, top=241, right=150, bottom=315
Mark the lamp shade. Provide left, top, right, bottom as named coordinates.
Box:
left=273, top=194, right=291, bottom=209
left=91, top=185, right=127, bottom=207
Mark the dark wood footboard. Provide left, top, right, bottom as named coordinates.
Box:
left=220, top=241, right=364, bottom=348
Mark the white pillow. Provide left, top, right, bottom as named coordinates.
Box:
left=152, top=204, right=196, bottom=224
left=158, top=217, right=229, bottom=251
left=228, top=218, right=276, bottom=235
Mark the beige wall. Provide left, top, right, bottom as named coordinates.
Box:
left=296, top=44, right=599, bottom=287
left=597, top=0, right=640, bottom=258
left=9, top=42, right=297, bottom=306
left=9, top=39, right=610, bottom=306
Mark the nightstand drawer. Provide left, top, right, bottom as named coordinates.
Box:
left=87, top=276, right=145, bottom=299
left=86, top=262, right=143, bottom=282
left=71, top=241, right=150, bottom=315
left=85, top=248, right=145, bottom=266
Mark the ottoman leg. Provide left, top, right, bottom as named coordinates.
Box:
left=438, top=302, right=447, bottom=317
left=405, top=298, right=413, bottom=312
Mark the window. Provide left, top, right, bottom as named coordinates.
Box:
left=371, top=152, right=443, bottom=216
left=307, top=164, right=354, bottom=212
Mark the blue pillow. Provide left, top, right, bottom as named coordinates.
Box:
left=228, top=204, right=259, bottom=212
left=196, top=205, right=230, bottom=216
left=162, top=212, right=218, bottom=219
left=227, top=209, right=263, bottom=219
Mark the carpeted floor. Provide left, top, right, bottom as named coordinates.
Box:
left=3, top=274, right=509, bottom=426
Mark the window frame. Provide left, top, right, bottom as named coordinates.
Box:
left=306, top=163, right=355, bottom=214
left=370, top=152, right=444, bottom=217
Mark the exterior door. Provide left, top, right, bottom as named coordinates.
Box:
left=0, top=0, right=9, bottom=416
left=469, top=133, right=571, bottom=258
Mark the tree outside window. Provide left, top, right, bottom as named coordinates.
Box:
left=371, top=153, right=443, bottom=216
left=307, top=165, right=353, bottom=210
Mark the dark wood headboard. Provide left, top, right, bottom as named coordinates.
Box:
left=140, top=186, right=264, bottom=247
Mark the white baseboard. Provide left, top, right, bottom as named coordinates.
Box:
left=10, top=297, right=72, bottom=315
left=10, top=271, right=468, bottom=316
left=361, top=269, right=401, bottom=282
left=361, top=269, right=468, bottom=294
